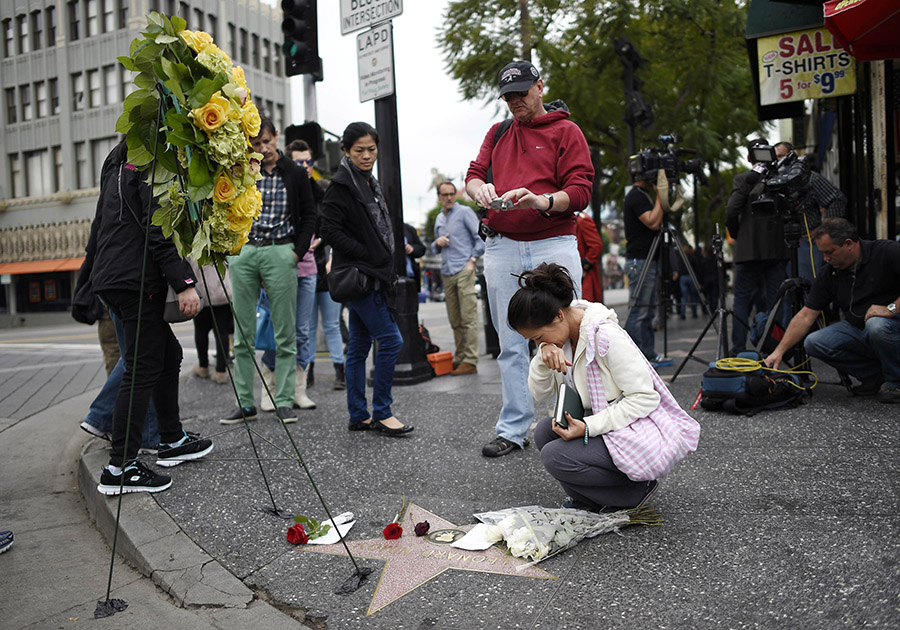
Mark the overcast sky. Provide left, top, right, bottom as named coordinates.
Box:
left=289, top=1, right=504, bottom=228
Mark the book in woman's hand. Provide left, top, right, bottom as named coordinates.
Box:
left=554, top=383, right=584, bottom=429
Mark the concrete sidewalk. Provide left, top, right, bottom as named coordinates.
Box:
left=4, top=296, right=899, bottom=628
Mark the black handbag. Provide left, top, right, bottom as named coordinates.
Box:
left=327, top=265, right=374, bottom=303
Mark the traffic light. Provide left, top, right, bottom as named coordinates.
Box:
left=282, top=0, right=322, bottom=80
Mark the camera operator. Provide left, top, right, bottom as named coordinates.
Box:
left=764, top=219, right=900, bottom=404
left=725, top=138, right=790, bottom=354
left=623, top=170, right=671, bottom=367
left=774, top=142, right=847, bottom=283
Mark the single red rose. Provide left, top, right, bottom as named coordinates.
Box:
left=382, top=522, right=403, bottom=540
left=287, top=523, right=308, bottom=545
left=414, top=521, right=430, bottom=537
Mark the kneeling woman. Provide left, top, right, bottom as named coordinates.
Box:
left=319, top=122, right=412, bottom=436
left=508, top=263, right=699, bottom=511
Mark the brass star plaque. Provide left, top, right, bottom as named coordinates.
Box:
left=304, top=503, right=557, bottom=615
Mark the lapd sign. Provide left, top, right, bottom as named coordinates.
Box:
left=357, top=23, right=394, bottom=103
left=757, top=27, right=856, bottom=105
left=340, top=0, right=402, bottom=35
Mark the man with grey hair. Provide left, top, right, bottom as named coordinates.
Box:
left=764, top=219, right=900, bottom=403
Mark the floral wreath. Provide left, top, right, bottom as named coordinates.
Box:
left=116, top=12, right=264, bottom=266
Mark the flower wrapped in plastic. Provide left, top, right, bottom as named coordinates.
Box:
left=473, top=505, right=661, bottom=569
left=115, top=12, right=264, bottom=267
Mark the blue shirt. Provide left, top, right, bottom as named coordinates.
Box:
left=432, top=203, right=485, bottom=276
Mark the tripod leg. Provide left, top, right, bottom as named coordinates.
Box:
left=626, top=232, right=662, bottom=313
left=670, top=310, right=719, bottom=382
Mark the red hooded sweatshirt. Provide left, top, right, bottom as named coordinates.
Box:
left=466, top=108, right=594, bottom=241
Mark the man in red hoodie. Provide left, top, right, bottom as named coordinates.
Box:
left=466, top=60, right=594, bottom=458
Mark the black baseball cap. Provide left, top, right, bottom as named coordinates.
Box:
left=498, top=60, right=540, bottom=97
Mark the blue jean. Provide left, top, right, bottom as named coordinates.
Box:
left=731, top=260, right=786, bottom=353
left=262, top=274, right=317, bottom=371
left=483, top=234, right=581, bottom=446
left=804, top=318, right=900, bottom=387
left=309, top=290, right=345, bottom=365
left=678, top=274, right=699, bottom=317
left=83, top=307, right=160, bottom=448
left=346, top=290, right=403, bottom=423
left=624, top=258, right=658, bottom=360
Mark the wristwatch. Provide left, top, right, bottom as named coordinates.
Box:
left=888, top=303, right=897, bottom=316
left=539, top=193, right=554, bottom=219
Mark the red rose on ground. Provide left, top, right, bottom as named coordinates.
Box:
left=382, top=522, right=403, bottom=540
left=414, top=521, right=430, bottom=537
left=287, top=523, right=308, bottom=545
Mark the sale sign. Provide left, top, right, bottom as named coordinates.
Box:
left=757, top=27, right=857, bottom=105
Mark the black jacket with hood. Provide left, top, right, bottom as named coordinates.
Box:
left=80, top=141, right=195, bottom=298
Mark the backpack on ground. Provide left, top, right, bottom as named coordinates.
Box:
left=700, top=352, right=810, bottom=416
left=419, top=323, right=440, bottom=355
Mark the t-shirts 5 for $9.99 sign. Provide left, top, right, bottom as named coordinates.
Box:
left=758, top=27, right=856, bottom=105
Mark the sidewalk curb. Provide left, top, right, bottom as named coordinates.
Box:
left=78, top=448, right=264, bottom=611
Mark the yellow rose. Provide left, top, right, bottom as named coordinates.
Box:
left=240, top=100, right=261, bottom=139
left=213, top=173, right=238, bottom=203
left=227, top=210, right=254, bottom=233
left=230, top=232, right=249, bottom=255
left=191, top=93, right=230, bottom=133
left=232, top=66, right=247, bottom=89
left=181, top=29, right=214, bottom=54
left=231, top=187, right=262, bottom=220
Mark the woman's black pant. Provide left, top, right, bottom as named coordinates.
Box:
left=100, top=289, right=185, bottom=467
left=193, top=303, right=233, bottom=372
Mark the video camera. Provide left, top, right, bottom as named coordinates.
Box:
left=749, top=146, right=811, bottom=217
left=628, top=134, right=708, bottom=186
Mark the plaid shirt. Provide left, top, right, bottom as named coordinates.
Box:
left=585, top=319, right=700, bottom=481
left=802, top=172, right=847, bottom=230
left=249, top=162, right=293, bottom=242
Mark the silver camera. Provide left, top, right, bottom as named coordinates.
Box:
left=491, top=197, right=511, bottom=211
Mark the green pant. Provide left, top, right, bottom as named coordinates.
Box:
left=442, top=268, right=480, bottom=366
left=228, top=243, right=298, bottom=407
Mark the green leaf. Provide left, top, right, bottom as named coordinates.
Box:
left=187, top=149, right=210, bottom=187
left=126, top=126, right=154, bottom=166
left=115, top=109, right=135, bottom=135
left=122, top=88, right=151, bottom=116
left=167, top=131, right=193, bottom=147
left=190, top=223, right=210, bottom=261
left=151, top=204, right=175, bottom=237
left=118, top=55, right=137, bottom=71
left=134, top=72, right=157, bottom=90
left=156, top=34, right=178, bottom=44
left=165, top=110, right=190, bottom=132
left=171, top=16, right=186, bottom=33
left=186, top=76, right=227, bottom=109
left=155, top=147, right=179, bottom=175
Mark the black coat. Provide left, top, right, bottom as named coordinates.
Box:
left=403, top=222, right=426, bottom=292
left=319, top=168, right=396, bottom=288
left=82, top=142, right=194, bottom=297
left=725, top=170, right=789, bottom=264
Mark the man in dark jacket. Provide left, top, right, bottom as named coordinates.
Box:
left=725, top=138, right=789, bottom=354
left=221, top=118, right=316, bottom=425
left=88, top=141, right=213, bottom=495
left=402, top=223, right=426, bottom=292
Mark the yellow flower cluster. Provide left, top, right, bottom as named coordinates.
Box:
left=177, top=28, right=265, bottom=256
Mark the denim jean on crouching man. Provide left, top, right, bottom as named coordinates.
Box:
left=804, top=318, right=900, bottom=387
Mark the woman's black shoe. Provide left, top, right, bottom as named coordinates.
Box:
left=373, top=419, right=414, bottom=436
left=348, top=420, right=373, bottom=432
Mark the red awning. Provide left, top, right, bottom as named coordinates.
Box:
left=824, top=0, right=900, bottom=61
left=0, top=257, right=85, bottom=275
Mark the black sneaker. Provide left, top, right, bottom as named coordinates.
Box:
left=97, top=461, right=172, bottom=495
left=156, top=432, right=214, bottom=468
left=879, top=384, right=900, bottom=404
left=482, top=436, right=527, bottom=458
left=852, top=374, right=884, bottom=397
left=220, top=406, right=258, bottom=425
left=635, top=480, right=660, bottom=508
left=276, top=406, right=298, bottom=424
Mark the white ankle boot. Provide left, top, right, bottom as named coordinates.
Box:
left=295, top=365, right=316, bottom=409
left=260, top=364, right=276, bottom=412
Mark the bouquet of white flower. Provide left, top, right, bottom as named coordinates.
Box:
left=473, top=505, right=661, bottom=569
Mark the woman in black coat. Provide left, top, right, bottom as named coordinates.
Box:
left=319, top=122, right=413, bottom=436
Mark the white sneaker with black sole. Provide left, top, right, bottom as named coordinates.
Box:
left=80, top=421, right=111, bottom=441
left=97, top=461, right=172, bottom=495
left=155, top=432, right=214, bottom=468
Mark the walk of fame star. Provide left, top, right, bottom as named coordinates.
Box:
left=303, top=503, right=557, bottom=615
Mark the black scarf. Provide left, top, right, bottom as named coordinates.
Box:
left=338, top=156, right=394, bottom=255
